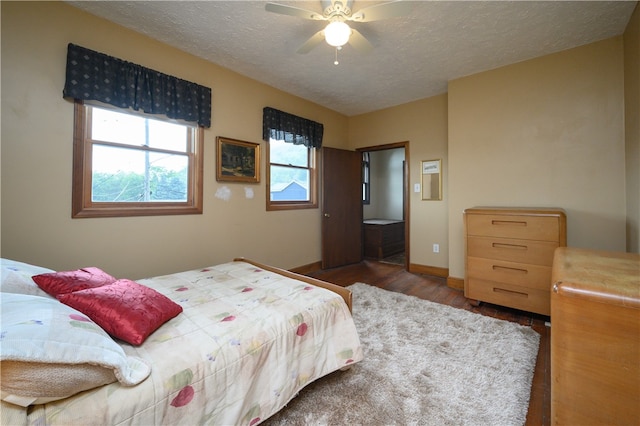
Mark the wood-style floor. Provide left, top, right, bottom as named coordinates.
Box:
left=306, top=259, right=551, bottom=426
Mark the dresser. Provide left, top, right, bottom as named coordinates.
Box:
left=551, top=247, right=640, bottom=425
left=363, top=219, right=405, bottom=259
left=464, top=207, right=566, bottom=315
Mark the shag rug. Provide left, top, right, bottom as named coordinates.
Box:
left=264, top=283, right=540, bottom=426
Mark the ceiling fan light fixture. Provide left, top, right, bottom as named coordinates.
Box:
left=324, top=21, right=351, bottom=47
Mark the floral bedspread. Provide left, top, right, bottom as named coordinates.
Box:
left=25, top=260, right=363, bottom=425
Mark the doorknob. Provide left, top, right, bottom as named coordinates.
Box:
left=324, top=213, right=331, bottom=218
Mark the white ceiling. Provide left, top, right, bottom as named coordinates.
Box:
left=67, top=0, right=637, bottom=116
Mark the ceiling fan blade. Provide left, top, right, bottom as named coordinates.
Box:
left=297, top=30, right=326, bottom=54
left=349, top=0, right=413, bottom=22
left=265, top=3, right=326, bottom=21
left=348, top=28, right=373, bottom=53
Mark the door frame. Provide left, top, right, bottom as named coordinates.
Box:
left=356, top=141, right=410, bottom=269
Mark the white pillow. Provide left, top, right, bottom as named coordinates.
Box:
left=0, top=293, right=151, bottom=407
left=1, top=258, right=54, bottom=298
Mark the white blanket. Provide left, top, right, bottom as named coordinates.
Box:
left=21, top=260, right=363, bottom=425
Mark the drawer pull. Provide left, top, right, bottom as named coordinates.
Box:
left=493, top=287, right=529, bottom=298
left=492, top=265, right=528, bottom=274
left=491, top=220, right=527, bottom=227
left=492, top=242, right=528, bottom=250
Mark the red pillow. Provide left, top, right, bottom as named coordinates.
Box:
left=57, top=279, right=183, bottom=346
left=32, top=267, right=117, bottom=296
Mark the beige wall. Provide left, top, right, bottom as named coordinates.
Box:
left=2, top=2, right=635, bottom=281
left=624, top=4, right=640, bottom=253
left=349, top=95, right=449, bottom=269
left=448, top=37, right=627, bottom=279
left=352, top=14, right=638, bottom=277
left=1, top=2, right=349, bottom=278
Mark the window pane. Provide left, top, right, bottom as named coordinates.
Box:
left=270, top=139, right=308, bottom=167
left=270, top=165, right=309, bottom=201
left=92, top=107, right=146, bottom=146
left=92, top=145, right=188, bottom=202
left=148, top=120, right=188, bottom=151
left=92, top=106, right=187, bottom=152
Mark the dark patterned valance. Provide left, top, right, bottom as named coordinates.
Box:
left=262, top=107, right=323, bottom=148
left=63, top=44, right=211, bottom=128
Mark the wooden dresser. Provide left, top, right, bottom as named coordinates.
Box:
left=464, top=207, right=566, bottom=315
left=551, top=247, right=640, bottom=426
left=363, top=219, right=405, bottom=259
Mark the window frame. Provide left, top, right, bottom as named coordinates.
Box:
left=265, top=139, right=318, bottom=211
left=362, top=151, right=371, bottom=205
left=72, top=101, right=204, bottom=218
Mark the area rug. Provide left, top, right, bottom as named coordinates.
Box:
left=264, top=283, right=540, bottom=426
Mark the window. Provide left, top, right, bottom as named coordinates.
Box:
left=262, top=106, right=322, bottom=210
left=266, top=138, right=317, bottom=210
left=362, top=151, right=370, bottom=204
left=72, top=102, right=203, bottom=218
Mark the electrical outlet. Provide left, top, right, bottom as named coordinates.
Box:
left=433, top=243, right=439, bottom=253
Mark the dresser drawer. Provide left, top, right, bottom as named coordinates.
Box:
left=466, top=214, right=560, bottom=241
left=467, top=277, right=550, bottom=315
left=467, top=257, right=552, bottom=291
left=467, top=236, right=558, bottom=266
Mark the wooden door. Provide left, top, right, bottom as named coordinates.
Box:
left=321, top=147, right=362, bottom=269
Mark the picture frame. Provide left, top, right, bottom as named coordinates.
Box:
left=216, top=136, right=260, bottom=183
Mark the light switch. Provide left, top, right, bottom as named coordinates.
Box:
left=414, top=183, right=420, bottom=193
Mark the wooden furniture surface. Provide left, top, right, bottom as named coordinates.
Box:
left=363, top=219, right=405, bottom=259
left=550, top=247, right=640, bottom=426
left=464, top=207, right=567, bottom=315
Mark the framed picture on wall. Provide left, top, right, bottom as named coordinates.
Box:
left=216, top=137, right=260, bottom=183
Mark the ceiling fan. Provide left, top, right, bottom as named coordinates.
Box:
left=265, top=0, right=412, bottom=55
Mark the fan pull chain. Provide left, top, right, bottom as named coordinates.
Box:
left=334, top=46, right=342, bottom=65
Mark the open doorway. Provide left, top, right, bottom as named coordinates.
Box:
left=358, top=142, right=409, bottom=269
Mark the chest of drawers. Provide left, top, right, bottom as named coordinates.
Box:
left=551, top=247, right=639, bottom=425
left=464, top=207, right=566, bottom=315
left=363, top=219, right=405, bottom=259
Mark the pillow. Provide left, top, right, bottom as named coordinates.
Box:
left=1, top=258, right=54, bottom=297
left=32, top=267, right=117, bottom=297
left=57, top=279, right=183, bottom=346
left=0, top=293, right=150, bottom=407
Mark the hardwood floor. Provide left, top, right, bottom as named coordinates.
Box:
left=306, top=259, right=551, bottom=426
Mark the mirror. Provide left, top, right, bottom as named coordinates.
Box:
left=421, top=159, right=442, bottom=200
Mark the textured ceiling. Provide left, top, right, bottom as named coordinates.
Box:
left=67, top=0, right=637, bottom=116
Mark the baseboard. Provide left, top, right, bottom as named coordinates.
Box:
left=289, top=261, right=322, bottom=275
left=408, top=264, right=465, bottom=291
left=408, top=263, right=449, bottom=278
left=446, top=276, right=464, bottom=291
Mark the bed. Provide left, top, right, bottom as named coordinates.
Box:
left=0, top=257, right=363, bottom=425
